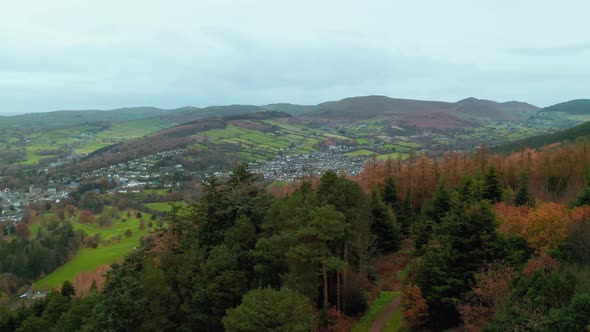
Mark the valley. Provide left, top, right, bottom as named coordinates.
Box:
left=2, top=96, right=590, bottom=332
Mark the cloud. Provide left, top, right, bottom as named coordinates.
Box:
left=510, top=43, right=590, bottom=57
left=0, top=0, right=589, bottom=113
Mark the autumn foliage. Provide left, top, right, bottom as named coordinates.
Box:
left=459, top=261, right=517, bottom=331
left=495, top=202, right=529, bottom=236
left=73, top=264, right=110, bottom=297
left=401, top=283, right=429, bottom=330
left=496, top=202, right=570, bottom=253
left=523, top=252, right=561, bottom=278
left=78, top=210, right=95, bottom=224
left=15, top=222, right=30, bottom=238
left=523, top=202, right=570, bottom=253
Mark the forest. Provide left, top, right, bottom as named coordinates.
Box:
left=2, top=139, right=590, bottom=331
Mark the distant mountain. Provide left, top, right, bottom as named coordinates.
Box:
left=538, top=99, right=590, bottom=115
left=455, top=97, right=538, bottom=121
left=296, top=95, right=539, bottom=129
left=0, top=96, right=543, bottom=133
left=262, top=103, right=318, bottom=115
left=0, top=105, right=277, bottom=133
left=0, top=107, right=187, bottom=132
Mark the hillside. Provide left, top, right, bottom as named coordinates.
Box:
left=495, top=120, right=590, bottom=153
left=4, top=96, right=590, bottom=173
left=538, top=99, right=590, bottom=115
left=297, top=95, right=539, bottom=128
left=77, top=111, right=296, bottom=171
left=0, top=107, right=184, bottom=132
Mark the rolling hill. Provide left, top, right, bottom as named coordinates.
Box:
left=3, top=95, right=590, bottom=173
left=495, top=121, right=590, bottom=153
left=296, top=95, right=539, bottom=128
left=76, top=111, right=298, bottom=171
left=537, top=99, right=590, bottom=116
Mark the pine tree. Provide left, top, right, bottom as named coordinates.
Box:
left=574, top=176, right=590, bottom=207
left=382, top=176, right=400, bottom=211
left=416, top=201, right=503, bottom=330
left=382, top=176, right=408, bottom=235
left=370, top=191, right=401, bottom=254
left=61, top=280, right=75, bottom=299
left=416, top=180, right=457, bottom=251
left=515, top=171, right=531, bottom=206
left=483, top=166, right=502, bottom=203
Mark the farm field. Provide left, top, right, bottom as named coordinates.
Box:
left=1, top=118, right=178, bottom=167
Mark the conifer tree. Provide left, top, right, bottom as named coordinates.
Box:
left=370, top=191, right=401, bottom=254
left=515, top=171, right=531, bottom=206
left=382, top=176, right=408, bottom=235
left=382, top=176, right=400, bottom=211
left=483, top=166, right=502, bottom=203
left=574, top=176, right=590, bottom=207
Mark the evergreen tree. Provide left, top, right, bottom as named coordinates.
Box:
left=416, top=180, right=457, bottom=250
left=222, top=288, right=314, bottom=332
left=60, top=280, right=75, bottom=299
left=382, top=176, right=409, bottom=235
left=382, top=176, right=400, bottom=211
left=483, top=166, right=502, bottom=203
left=370, top=191, right=401, bottom=254
left=574, top=176, right=590, bottom=207
left=514, top=171, right=531, bottom=206
left=286, top=204, right=346, bottom=307
left=415, top=201, right=503, bottom=330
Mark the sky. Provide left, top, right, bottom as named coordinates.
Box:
left=0, top=0, right=589, bottom=114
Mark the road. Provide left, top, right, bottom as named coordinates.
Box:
left=369, top=297, right=401, bottom=332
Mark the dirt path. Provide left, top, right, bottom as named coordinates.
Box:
left=368, top=297, right=401, bottom=332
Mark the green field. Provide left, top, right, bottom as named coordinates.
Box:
left=33, top=209, right=160, bottom=290
left=352, top=291, right=400, bottom=332
left=34, top=236, right=141, bottom=290
left=144, top=201, right=188, bottom=212
left=345, top=149, right=375, bottom=157
left=2, top=118, right=178, bottom=166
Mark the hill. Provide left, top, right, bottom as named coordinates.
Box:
left=0, top=107, right=184, bottom=132
left=77, top=111, right=296, bottom=171
left=536, top=99, right=590, bottom=116
left=4, top=96, right=590, bottom=172
left=296, top=95, right=539, bottom=129
left=494, top=120, right=590, bottom=153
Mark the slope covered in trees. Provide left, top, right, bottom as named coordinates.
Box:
left=496, top=120, right=590, bottom=153
left=538, top=99, right=590, bottom=116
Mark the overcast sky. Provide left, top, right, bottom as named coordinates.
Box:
left=1, top=0, right=588, bottom=114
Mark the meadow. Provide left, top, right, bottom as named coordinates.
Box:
left=33, top=208, right=161, bottom=290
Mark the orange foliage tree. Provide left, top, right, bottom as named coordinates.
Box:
left=401, top=283, right=429, bottom=330
left=15, top=222, right=30, bottom=238
left=495, top=202, right=529, bottom=236
left=523, top=252, right=561, bottom=278
left=522, top=202, right=570, bottom=253
left=459, top=261, right=516, bottom=331
left=78, top=210, right=95, bottom=224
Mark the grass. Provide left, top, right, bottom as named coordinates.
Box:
left=352, top=291, right=400, bottom=332
left=377, top=153, right=408, bottom=161
left=144, top=201, right=188, bottom=213
left=33, top=209, right=161, bottom=290
left=34, top=236, right=140, bottom=290
left=382, top=304, right=404, bottom=332
left=345, top=149, right=375, bottom=157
